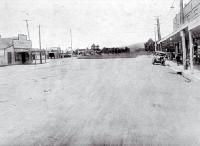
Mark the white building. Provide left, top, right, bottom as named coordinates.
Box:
left=0, top=34, right=32, bottom=66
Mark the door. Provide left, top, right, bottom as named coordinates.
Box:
left=7, top=52, right=12, bottom=64
left=22, top=52, right=26, bottom=64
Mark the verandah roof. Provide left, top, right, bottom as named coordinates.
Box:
left=158, top=23, right=189, bottom=44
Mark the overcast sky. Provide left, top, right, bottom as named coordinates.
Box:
left=0, top=0, right=190, bottom=50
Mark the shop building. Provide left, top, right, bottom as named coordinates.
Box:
left=158, top=0, right=200, bottom=71
left=47, top=47, right=61, bottom=59
left=31, top=48, right=47, bottom=64
left=0, top=34, right=32, bottom=66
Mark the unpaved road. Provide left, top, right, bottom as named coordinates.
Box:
left=1, top=55, right=200, bottom=146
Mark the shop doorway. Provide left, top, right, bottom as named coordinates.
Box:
left=15, top=52, right=29, bottom=64
left=21, top=52, right=29, bottom=64
left=22, top=52, right=26, bottom=63
left=49, top=52, right=55, bottom=59
left=7, top=52, right=12, bottom=64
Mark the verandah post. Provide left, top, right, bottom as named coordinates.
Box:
left=189, top=30, right=194, bottom=73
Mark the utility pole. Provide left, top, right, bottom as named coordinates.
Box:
left=180, top=0, right=187, bottom=69
left=180, top=0, right=184, bottom=25
left=70, top=29, right=73, bottom=56
left=156, top=17, right=161, bottom=41
left=23, top=19, right=31, bottom=40
left=38, top=25, right=42, bottom=64
left=154, top=27, right=157, bottom=52
left=23, top=19, right=31, bottom=63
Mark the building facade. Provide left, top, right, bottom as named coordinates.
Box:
left=0, top=34, right=32, bottom=66
left=48, top=47, right=62, bottom=59
left=158, top=0, right=200, bottom=71
left=31, top=48, right=47, bottom=64
left=173, top=0, right=200, bottom=31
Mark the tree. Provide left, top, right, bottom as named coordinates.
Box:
left=125, top=47, right=130, bottom=53
left=145, top=38, right=155, bottom=52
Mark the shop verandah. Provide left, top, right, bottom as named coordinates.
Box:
left=14, top=49, right=47, bottom=65
left=157, top=18, right=200, bottom=72
left=31, top=49, right=47, bottom=64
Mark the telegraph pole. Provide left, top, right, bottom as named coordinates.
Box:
left=180, top=0, right=187, bottom=69
left=154, top=27, right=157, bottom=52
left=156, top=17, right=161, bottom=41
left=180, top=0, right=184, bottom=25
left=23, top=19, right=31, bottom=40
left=70, top=28, right=73, bottom=56
left=23, top=19, right=31, bottom=63
left=38, top=25, right=42, bottom=64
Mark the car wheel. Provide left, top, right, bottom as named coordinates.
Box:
left=152, top=59, right=155, bottom=65
left=161, top=61, right=165, bottom=66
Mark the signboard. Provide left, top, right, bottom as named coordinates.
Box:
left=18, top=34, right=27, bottom=40
left=15, top=48, right=29, bottom=52
left=13, top=40, right=32, bottom=49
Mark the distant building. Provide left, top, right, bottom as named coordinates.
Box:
left=47, top=47, right=61, bottom=59
left=0, top=34, right=32, bottom=66
left=76, top=48, right=90, bottom=56
left=31, top=48, right=47, bottom=64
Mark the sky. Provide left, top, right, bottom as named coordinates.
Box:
left=0, top=0, right=190, bottom=50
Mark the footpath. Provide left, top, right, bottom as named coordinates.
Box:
left=165, top=60, right=200, bottom=81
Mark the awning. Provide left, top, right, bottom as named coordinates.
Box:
left=158, top=23, right=189, bottom=44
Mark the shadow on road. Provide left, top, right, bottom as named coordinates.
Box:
left=168, top=71, right=191, bottom=83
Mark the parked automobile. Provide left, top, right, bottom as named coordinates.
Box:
left=152, top=51, right=167, bottom=66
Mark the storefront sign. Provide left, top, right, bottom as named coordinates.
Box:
left=13, top=40, right=32, bottom=49
left=15, top=48, right=29, bottom=52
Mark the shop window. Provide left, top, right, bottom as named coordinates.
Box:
left=15, top=53, right=22, bottom=61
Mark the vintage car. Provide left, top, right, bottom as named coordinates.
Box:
left=152, top=51, right=167, bottom=66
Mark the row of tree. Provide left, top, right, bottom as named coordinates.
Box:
left=72, top=46, right=131, bottom=55
left=101, top=47, right=130, bottom=54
